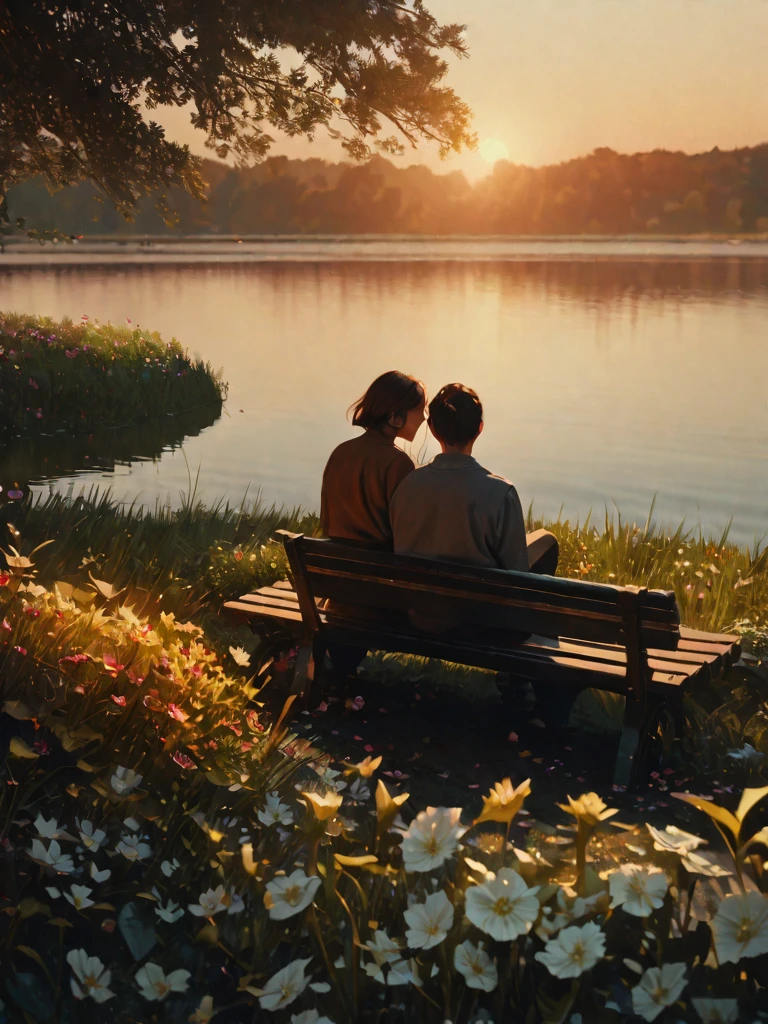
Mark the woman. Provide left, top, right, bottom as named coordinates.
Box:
left=321, top=370, right=426, bottom=548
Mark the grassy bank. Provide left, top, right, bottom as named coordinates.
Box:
left=2, top=492, right=768, bottom=1022
left=0, top=312, right=226, bottom=442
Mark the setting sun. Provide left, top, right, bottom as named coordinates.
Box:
left=478, top=137, right=510, bottom=163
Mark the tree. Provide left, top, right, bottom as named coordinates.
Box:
left=0, top=0, right=474, bottom=228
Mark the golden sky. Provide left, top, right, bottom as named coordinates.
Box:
left=157, top=0, right=768, bottom=179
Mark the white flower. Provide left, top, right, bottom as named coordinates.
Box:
left=347, top=777, right=371, bottom=802
left=646, top=824, right=705, bottom=855
left=316, top=766, right=347, bottom=793
left=680, top=850, right=732, bottom=877
left=691, top=997, right=740, bottom=1024
left=257, top=792, right=295, bottom=827
left=110, top=766, right=142, bottom=795
left=608, top=864, right=667, bottom=917
left=161, top=857, right=180, bottom=877
left=266, top=869, right=322, bottom=920
left=188, top=884, right=243, bottom=917
left=291, top=1012, right=335, bottom=1024
left=116, top=834, right=151, bottom=861
left=368, top=929, right=404, bottom=965
left=386, top=959, right=418, bottom=986
left=712, top=891, right=768, bottom=963
left=400, top=806, right=464, bottom=872
left=28, top=838, right=74, bottom=873
left=465, top=867, right=540, bottom=941
left=155, top=898, right=185, bottom=923
left=631, top=963, right=687, bottom=1022
left=189, top=995, right=215, bottom=1023
left=229, top=645, right=251, bottom=667
left=35, top=814, right=60, bottom=839
left=46, top=887, right=61, bottom=899
left=259, top=958, right=312, bottom=1011
left=65, top=885, right=95, bottom=911
left=67, top=949, right=114, bottom=1003
left=727, top=743, right=764, bottom=764
left=404, top=889, right=454, bottom=949
left=89, top=861, right=111, bottom=883
left=78, top=821, right=107, bottom=852
left=454, top=940, right=498, bottom=992
left=123, top=816, right=140, bottom=831
left=535, top=922, right=606, bottom=979
left=135, top=962, right=190, bottom=1001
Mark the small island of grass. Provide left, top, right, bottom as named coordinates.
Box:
left=0, top=312, right=226, bottom=443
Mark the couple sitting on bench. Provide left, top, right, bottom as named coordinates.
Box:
left=320, top=370, right=559, bottom=663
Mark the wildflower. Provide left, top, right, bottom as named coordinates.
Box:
left=631, top=963, right=687, bottom=1022
left=364, top=929, right=405, bottom=981
left=646, top=823, right=704, bottom=854
left=535, top=921, right=606, bottom=978
left=348, top=777, right=371, bottom=802
left=259, top=958, right=312, bottom=1011
left=78, top=821, right=107, bottom=852
left=111, top=694, right=126, bottom=707
left=257, top=791, right=295, bottom=827
left=161, top=858, right=180, bottom=877
left=167, top=703, right=188, bottom=722
left=189, top=996, right=215, bottom=1023
left=110, top=766, right=142, bottom=795
left=609, top=864, right=668, bottom=917
left=102, top=654, right=125, bottom=677
left=559, top=792, right=617, bottom=827
left=172, top=751, right=197, bottom=770
left=135, top=962, right=191, bottom=1002
left=401, top=806, right=464, bottom=872
left=474, top=777, right=531, bottom=826
left=680, top=850, right=732, bottom=877
left=28, top=838, right=74, bottom=873
left=67, top=949, right=114, bottom=1003
left=266, top=869, right=322, bottom=920
left=376, top=779, right=410, bottom=833
left=345, top=754, right=382, bottom=778
left=301, top=789, right=343, bottom=822
left=727, top=743, right=764, bottom=765
left=188, top=884, right=243, bottom=917
left=712, top=891, right=768, bottom=963
left=453, top=940, right=498, bottom=992
left=65, top=885, right=95, bottom=910
left=465, top=867, right=540, bottom=941
left=229, top=645, right=251, bottom=667
left=291, top=1011, right=335, bottom=1024
left=404, top=889, right=454, bottom=949
left=34, top=814, right=61, bottom=839
left=155, top=898, right=185, bottom=923
left=690, top=998, right=740, bottom=1023
left=116, top=834, right=152, bottom=861
left=89, top=862, right=111, bottom=883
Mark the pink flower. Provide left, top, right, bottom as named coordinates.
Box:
left=59, top=653, right=90, bottom=666
left=234, top=550, right=243, bottom=562
left=167, top=703, right=188, bottom=722
left=13, top=646, right=26, bottom=656
left=102, top=654, right=125, bottom=678
left=172, top=751, right=196, bottom=770
left=0, top=574, right=9, bottom=587
left=111, top=695, right=126, bottom=707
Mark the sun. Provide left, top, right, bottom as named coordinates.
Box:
left=478, top=138, right=510, bottom=164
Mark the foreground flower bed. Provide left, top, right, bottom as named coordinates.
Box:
left=0, top=311, right=225, bottom=441
left=2, top=527, right=768, bottom=1021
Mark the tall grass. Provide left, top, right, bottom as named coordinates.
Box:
left=0, top=312, right=226, bottom=441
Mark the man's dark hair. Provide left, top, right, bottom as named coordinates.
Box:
left=428, top=383, right=483, bottom=446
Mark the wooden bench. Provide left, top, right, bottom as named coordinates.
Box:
left=224, top=531, right=741, bottom=790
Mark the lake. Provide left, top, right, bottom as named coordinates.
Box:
left=2, top=239, right=767, bottom=546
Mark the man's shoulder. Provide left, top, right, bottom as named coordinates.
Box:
left=473, top=463, right=516, bottom=493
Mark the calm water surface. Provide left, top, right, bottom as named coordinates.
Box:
left=1, top=243, right=767, bottom=545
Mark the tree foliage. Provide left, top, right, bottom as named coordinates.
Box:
left=0, top=0, right=473, bottom=226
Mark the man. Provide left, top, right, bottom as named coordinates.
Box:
left=390, top=382, right=558, bottom=578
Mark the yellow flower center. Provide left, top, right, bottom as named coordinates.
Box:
left=283, top=885, right=303, bottom=906
left=426, top=924, right=439, bottom=935
left=570, top=941, right=585, bottom=965
left=471, top=962, right=484, bottom=975
left=424, top=837, right=439, bottom=856
left=155, top=982, right=170, bottom=997
left=492, top=897, right=513, bottom=917
left=737, top=917, right=757, bottom=944
left=84, top=974, right=100, bottom=989
left=627, top=878, right=647, bottom=897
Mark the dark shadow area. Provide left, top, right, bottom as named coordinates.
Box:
left=0, top=401, right=222, bottom=489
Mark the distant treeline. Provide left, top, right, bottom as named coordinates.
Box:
left=8, top=143, right=768, bottom=236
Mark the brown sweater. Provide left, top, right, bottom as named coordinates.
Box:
left=321, top=430, right=415, bottom=547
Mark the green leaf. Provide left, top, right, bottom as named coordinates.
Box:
left=672, top=793, right=740, bottom=841
left=6, top=973, right=55, bottom=1021
left=9, top=737, right=39, bottom=759
left=3, top=700, right=35, bottom=721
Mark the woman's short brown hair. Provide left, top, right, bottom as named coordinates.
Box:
left=428, top=383, right=483, bottom=446
left=350, top=371, right=425, bottom=430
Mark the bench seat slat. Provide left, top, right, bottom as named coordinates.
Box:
left=224, top=599, right=303, bottom=623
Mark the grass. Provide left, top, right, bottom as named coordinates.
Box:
left=0, top=312, right=226, bottom=442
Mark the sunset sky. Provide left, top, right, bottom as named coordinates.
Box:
left=158, top=0, right=768, bottom=179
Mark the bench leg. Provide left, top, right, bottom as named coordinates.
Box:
left=290, top=636, right=327, bottom=708
left=614, top=697, right=666, bottom=791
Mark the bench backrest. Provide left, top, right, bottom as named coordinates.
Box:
left=281, top=534, right=680, bottom=650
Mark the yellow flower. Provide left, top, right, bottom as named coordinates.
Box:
left=559, top=792, right=618, bottom=827
left=375, top=779, right=410, bottom=835
left=344, top=755, right=382, bottom=778
left=301, top=790, right=343, bottom=821
left=474, top=777, right=530, bottom=826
